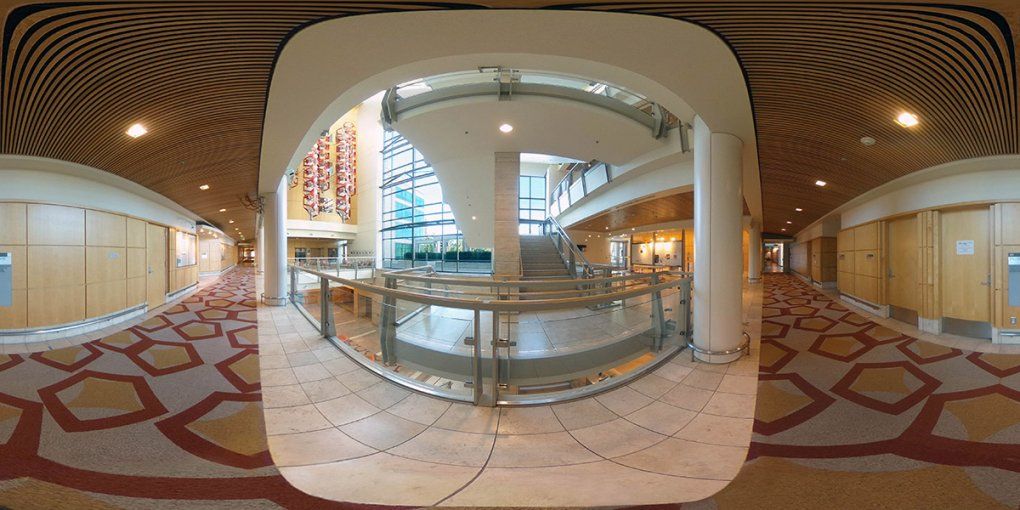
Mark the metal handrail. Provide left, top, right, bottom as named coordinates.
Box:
left=544, top=215, right=593, bottom=278
left=292, top=265, right=680, bottom=312
left=380, top=266, right=684, bottom=289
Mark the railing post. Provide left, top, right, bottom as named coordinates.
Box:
left=569, top=249, right=577, bottom=276
left=379, top=275, right=398, bottom=365
left=289, top=266, right=297, bottom=303
left=490, top=307, right=500, bottom=406
left=472, top=309, right=483, bottom=405
left=678, top=278, right=692, bottom=349
left=319, top=276, right=336, bottom=338
left=651, top=272, right=665, bottom=350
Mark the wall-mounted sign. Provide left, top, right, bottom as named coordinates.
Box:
left=0, top=252, right=11, bottom=308
left=956, top=240, right=975, bottom=255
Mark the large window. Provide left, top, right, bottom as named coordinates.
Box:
left=519, top=175, right=547, bottom=235
left=175, top=231, right=197, bottom=267
left=381, top=131, right=491, bottom=273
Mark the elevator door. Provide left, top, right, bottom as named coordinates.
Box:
left=886, top=215, right=919, bottom=314
left=146, top=224, right=168, bottom=309
left=941, top=207, right=990, bottom=322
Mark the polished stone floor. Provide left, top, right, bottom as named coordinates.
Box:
left=258, top=283, right=762, bottom=506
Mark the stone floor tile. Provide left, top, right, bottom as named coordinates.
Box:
left=387, top=427, right=494, bottom=467
left=434, top=404, right=499, bottom=434
left=717, top=374, right=758, bottom=395
left=497, top=406, right=564, bottom=435
left=595, top=386, right=654, bottom=416
left=268, top=428, right=376, bottom=467
left=552, top=398, right=617, bottom=430
left=569, top=418, right=666, bottom=458
left=628, top=373, right=678, bottom=399
left=614, top=437, right=746, bottom=480
left=262, top=383, right=311, bottom=408
left=357, top=381, right=411, bottom=409
left=387, top=393, right=452, bottom=425
left=315, top=393, right=380, bottom=426
left=300, top=377, right=351, bottom=403
left=341, top=411, right=427, bottom=450
left=488, top=431, right=599, bottom=468
left=658, top=383, right=715, bottom=412
left=264, top=404, right=332, bottom=435
left=674, top=413, right=753, bottom=447
left=624, top=401, right=698, bottom=436
left=279, top=453, right=479, bottom=506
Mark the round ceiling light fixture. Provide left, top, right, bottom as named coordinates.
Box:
left=125, top=123, right=148, bottom=138
left=499, top=123, right=513, bottom=133
left=895, top=112, right=919, bottom=128
left=860, top=136, right=877, bottom=146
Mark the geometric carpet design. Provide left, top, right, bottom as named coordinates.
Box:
left=3, top=270, right=1019, bottom=508
left=699, top=274, right=1020, bottom=509
left=0, top=269, right=346, bottom=509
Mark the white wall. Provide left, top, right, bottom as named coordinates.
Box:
left=351, top=93, right=384, bottom=257
left=260, top=10, right=761, bottom=224
left=0, top=155, right=205, bottom=234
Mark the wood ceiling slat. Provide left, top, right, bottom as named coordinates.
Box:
left=0, top=1, right=1015, bottom=239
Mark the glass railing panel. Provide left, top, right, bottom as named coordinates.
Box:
left=583, top=164, right=609, bottom=194
left=497, top=280, right=688, bottom=401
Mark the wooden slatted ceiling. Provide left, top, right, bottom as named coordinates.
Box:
left=0, top=1, right=1016, bottom=239
left=571, top=191, right=750, bottom=232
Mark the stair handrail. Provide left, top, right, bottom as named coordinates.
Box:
left=543, top=216, right=594, bottom=278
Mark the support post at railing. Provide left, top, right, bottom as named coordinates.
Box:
left=678, top=278, right=692, bottom=347
left=472, top=309, right=483, bottom=405
left=651, top=272, right=665, bottom=350
left=379, top=275, right=398, bottom=365
left=569, top=249, right=577, bottom=276
left=490, top=308, right=500, bottom=407
left=319, top=276, right=336, bottom=338
left=289, top=266, right=297, bottom=304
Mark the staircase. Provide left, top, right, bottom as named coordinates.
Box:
left=520, top=235, right=572, bottom=280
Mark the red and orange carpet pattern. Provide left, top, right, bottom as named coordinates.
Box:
left=701, top=274, right=1020, bottom=509
left=0, top=269, right=345, bottom=509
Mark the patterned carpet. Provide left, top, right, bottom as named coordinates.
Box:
left=1, top=270, right=1018, bottom=508
left=0, top=268, right=346, bottom=509
left=697, top=273, right=1020, bottom=509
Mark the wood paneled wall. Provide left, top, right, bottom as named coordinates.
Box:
left=199, top=237, right=237, bottom=273
left=836, top=221, right=883, bottom=304
left=810, top=237, right=837, bottom=283
left=0, top=201, right=188, bottom=330
left=993, top=204, right=1020, bottom=330
left=791, top=241, right=810, bottom=277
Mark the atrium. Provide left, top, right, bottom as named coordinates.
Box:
left=0, top=2, right=1018, bottom=509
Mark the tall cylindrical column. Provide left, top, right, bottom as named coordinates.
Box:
left=256, top=219, right=265, bottom=275
left=262, top=176, right=288, bottom=305
left=748, top=221, right=762, bottom=283
left=693, top=116, right=744, bottom=363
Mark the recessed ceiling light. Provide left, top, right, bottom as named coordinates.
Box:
left=815, top=180, right=827, bottom=187
left=786, top=221, right=793, bottom=224
left=219, top=208, right=226, bottom=212
left=199, top=184, right=210, bottom=190
left=860, top=136, right=877, bottom=146
left=471, top=216, right=477, bottom=220
left=895, top=112, right=919, bottom=128
left=499, top=123, right=513, bottom=133
left=125, top=123, right=147, bottom=138
left=781, top=228, right=787, bottom=232
left=631, top=228, right=635, bottom=231
left=795, top=208, right=803, bottom=212
left=229, top=220, right=234, bottom=224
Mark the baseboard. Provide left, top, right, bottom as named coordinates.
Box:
left=839, top=293, right=888, bottom=317
left=918, top=316, right=942, bottom=334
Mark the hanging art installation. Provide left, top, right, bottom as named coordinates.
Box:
left=300, top=135, right=332, bottom=219
left=335, top=122, right=357, bottom=222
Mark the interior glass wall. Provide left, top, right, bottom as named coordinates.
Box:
left=519, top=175, right=547, bottom=235
left=380, top=131, right=491, bottom=273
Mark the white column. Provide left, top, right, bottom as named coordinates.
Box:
left=262, top=176, right=288, bottom=305
left=256, top=219, right=265, bottom=274
left=748, top=220, right=762, bottom=282
left=693, top=116, right=744, bottom=363
left=493, top=152, right=521, bottom=278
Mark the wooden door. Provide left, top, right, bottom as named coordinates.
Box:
left=146, top=224, right=168, bottom=308
left=887, top=215, right=919, bottom=311
left=941, top=207, right=990, bottom=321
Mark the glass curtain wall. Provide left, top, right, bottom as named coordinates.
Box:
left=381, top=131, right=491, bottom=273
left=519, top=175, right=547, bottom=235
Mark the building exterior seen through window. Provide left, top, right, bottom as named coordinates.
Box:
left=380, top=130, right=492, bottom=273
left=519, top=175, right=547, bottom=235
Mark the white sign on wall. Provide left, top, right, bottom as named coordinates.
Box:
left=956, top=240, right=975, bottom=255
